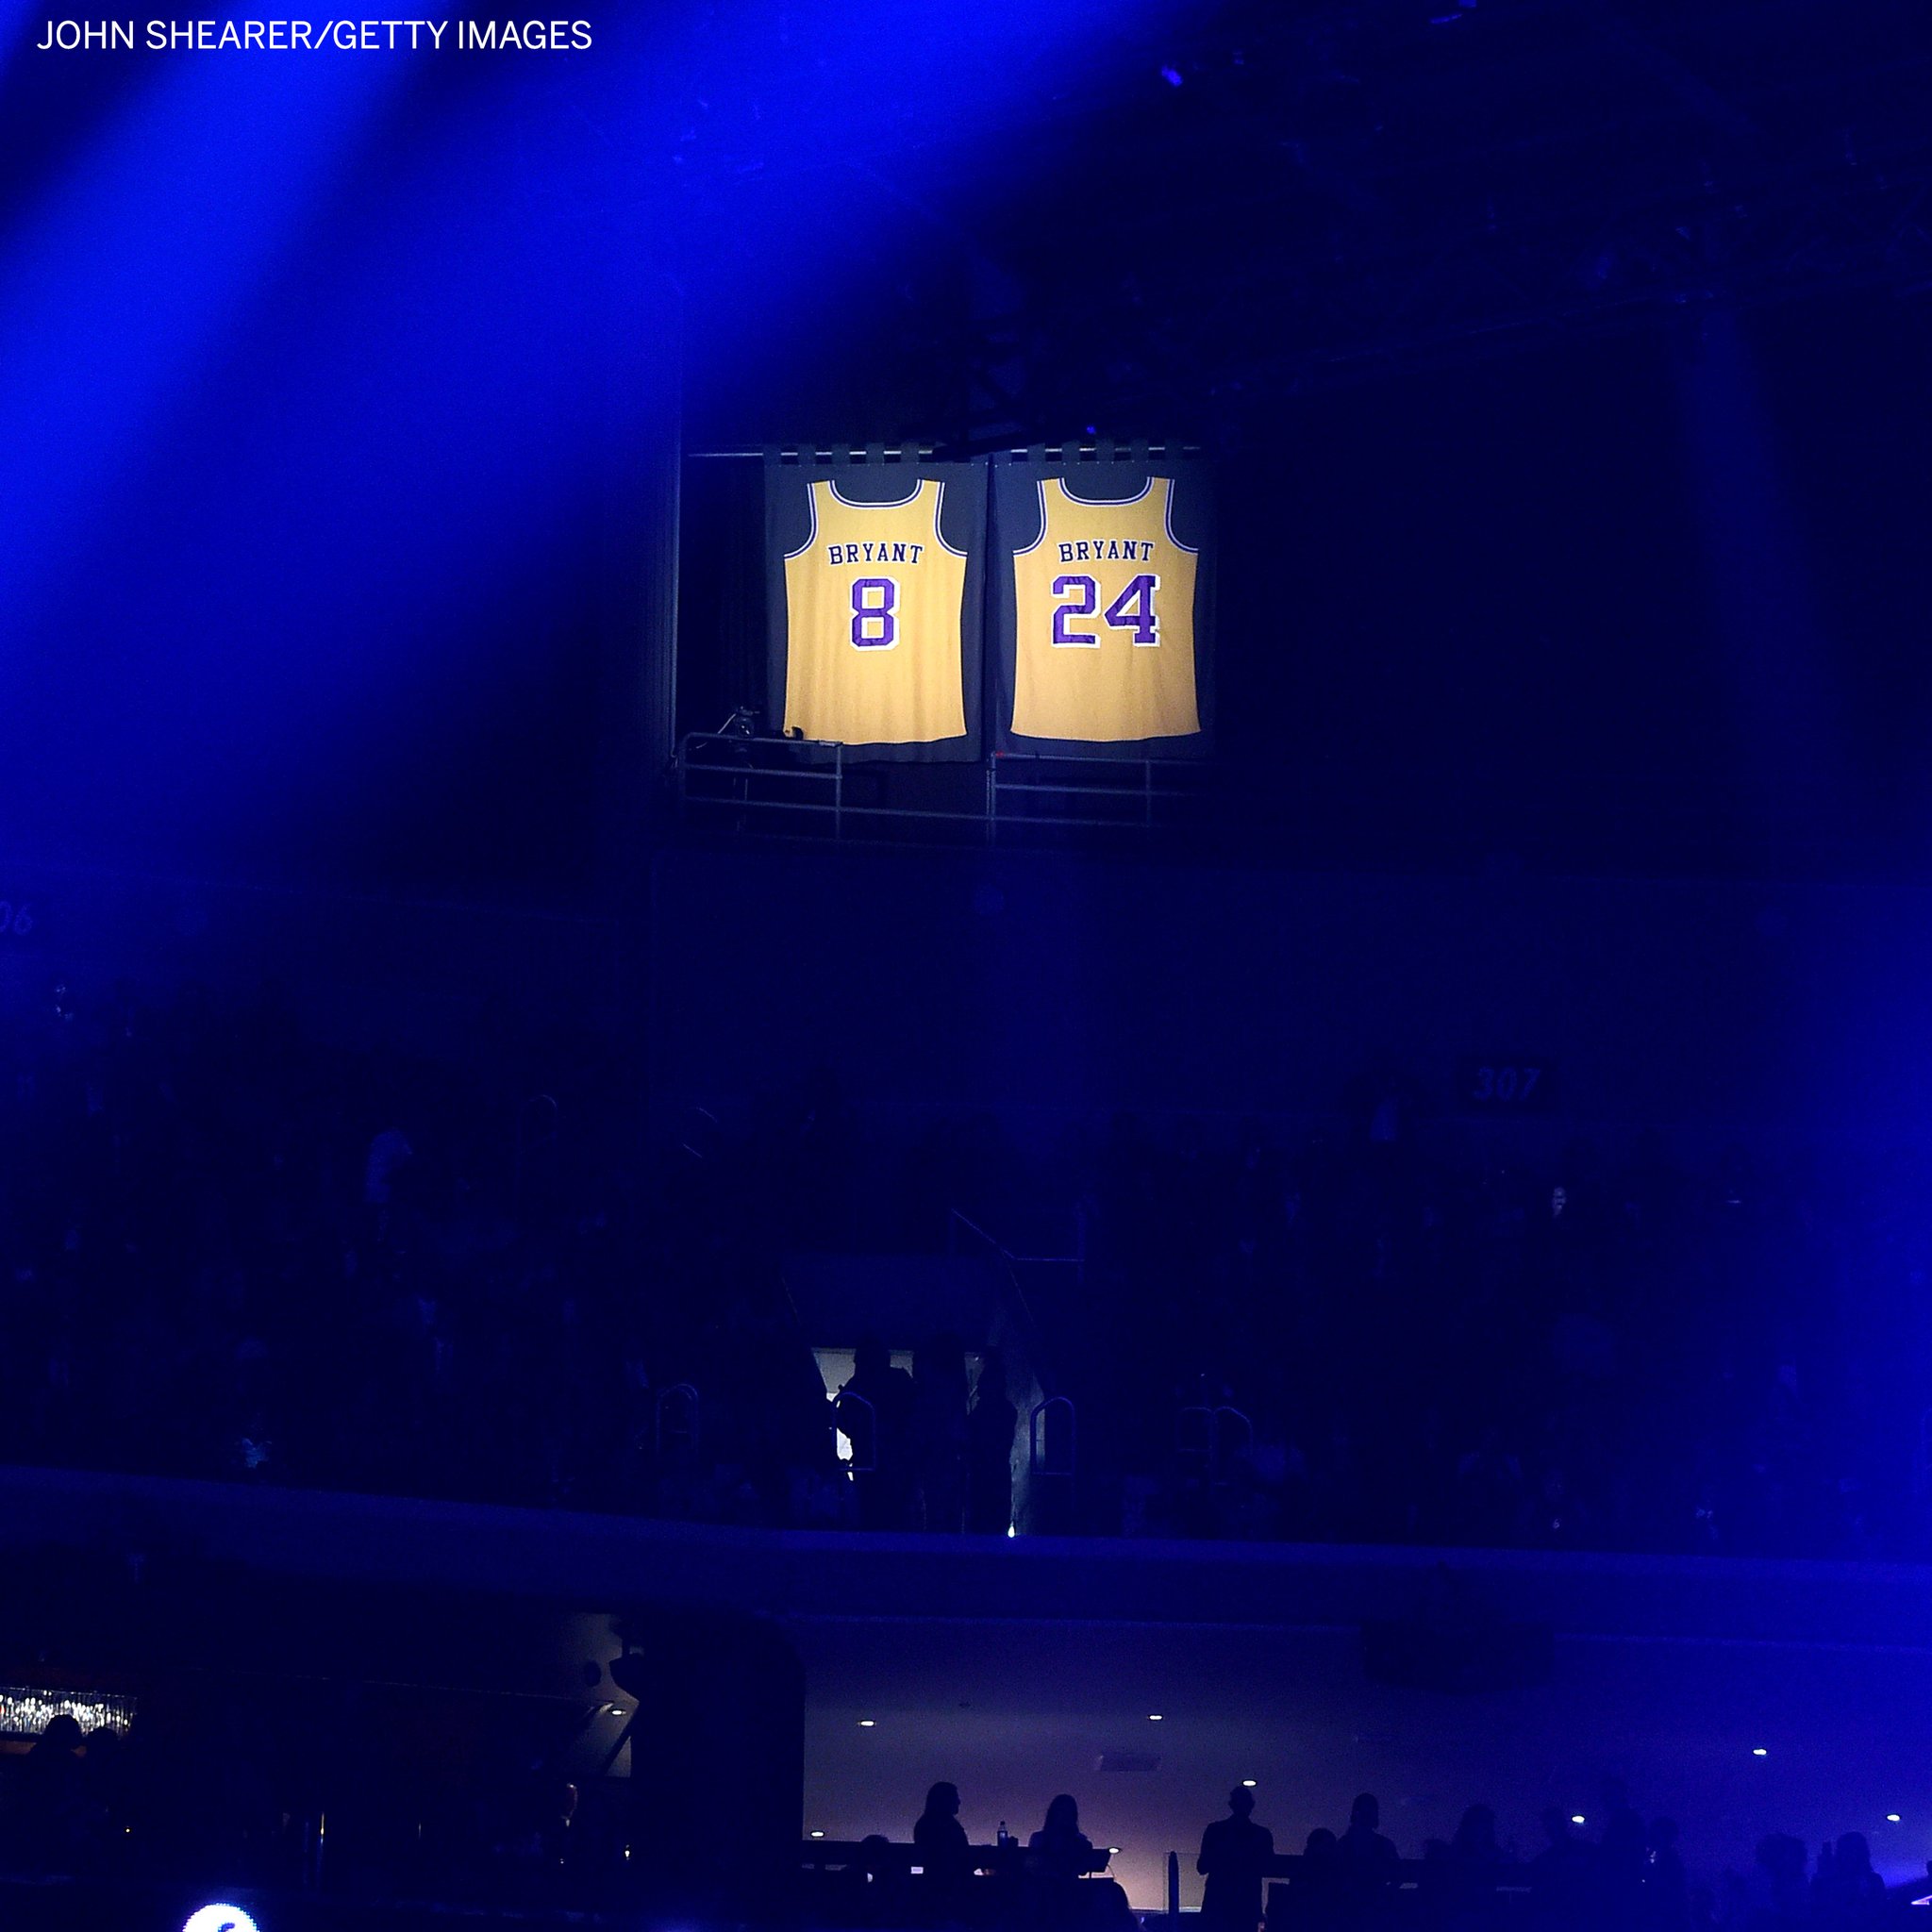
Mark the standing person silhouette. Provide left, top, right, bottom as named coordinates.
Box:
left=1199, top=1787, right=1274, bottom=1932
left=914, top=1780, right=974, bottom=1891
left=837, top=1336, right=917, bottom=1528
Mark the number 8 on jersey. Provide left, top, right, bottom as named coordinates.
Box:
left=780, top=478, right=968, bottom=745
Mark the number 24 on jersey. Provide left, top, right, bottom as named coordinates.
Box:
left=1049, top=574, right=1162, bottom=648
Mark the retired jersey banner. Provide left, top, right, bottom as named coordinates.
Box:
left=766, top=454, right=985, bottom=762
left=990, top=449, right=1214, bottom=756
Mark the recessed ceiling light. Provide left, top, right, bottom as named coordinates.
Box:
left=1149, top=1714, right=1164, bottom=1722
left=811, top=1831, right=825, bottom=1839
left=1108, top=1846, right=1122, bottom=1855
left=1752, top=1748, right=1768, bottom=1757
left=858, top=1719, right=875, bottom=1728
left=1572, top=1816, right=1586, bottom=1825
left=1242, top=1780, right=1257, bottom=1789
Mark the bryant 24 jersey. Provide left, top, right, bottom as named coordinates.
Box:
left=1010, top=475, right=1200, bottom=742
left=779, top=476, right=969, bottom=746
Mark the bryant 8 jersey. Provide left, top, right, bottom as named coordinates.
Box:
left=1011, top=475, right=1199, bottom=741
left=781, top=478, right=968, bottom=744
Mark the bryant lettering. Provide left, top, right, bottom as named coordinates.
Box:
left=1057, top=538, right=1154, bottom=563
left=825, top=541, right=924, bottom=567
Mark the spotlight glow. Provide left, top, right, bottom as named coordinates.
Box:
left=183, top=1908, right=259, bottom=1932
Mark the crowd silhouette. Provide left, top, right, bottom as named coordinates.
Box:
left=814, top=1778, right=1912, bottom=1932
left=3, top=973, right=1930, bottom=1559
left=0, top=1711, right=1920, bottom=1932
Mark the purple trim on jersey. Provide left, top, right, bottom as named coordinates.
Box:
left=1011, top=479, right=1053, bottom=558
left=932, top=479, right=968, bottom=558
left=1051, top=475, right=1155, bottom=509
left=1160, top=475, right=1198, bottom=556
left=827, top=476, right=924, bottom=510
left=782, top=480, right=822, bottom=561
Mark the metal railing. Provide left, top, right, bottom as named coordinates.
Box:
left=675, top=731, right=1205, bottom=844
left=1028, top=1394, right=1078, bottom=1535
left=1176, top=1404, right=1254, bottom=1484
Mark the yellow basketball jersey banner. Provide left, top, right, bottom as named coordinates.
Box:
left=767, top=461, right=984, bottom=760
left=992, top=460, right=1212, bottom=753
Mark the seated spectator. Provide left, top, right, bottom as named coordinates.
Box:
left=1339, top=1791, right=1399, bottom=1888
left=1018, top=1796, right=1134, bottom=1932
left=14, top=1714, right=91, bottom=1872
left=1295, top=1828, right=1343, bottom=1932
left=1753, top=1832, right=1810, bottom=1929
left=1813, top=1832, right=1885, bottom=1927
left=1447, top=1804, right=1504, bottom=1883
left=1026, top=1793, right=1096, bottom=1881
left=842, top=1832, right=908, bottom=1928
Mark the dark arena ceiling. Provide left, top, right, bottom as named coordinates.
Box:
left=625, top=0, right=1932, bottom=442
